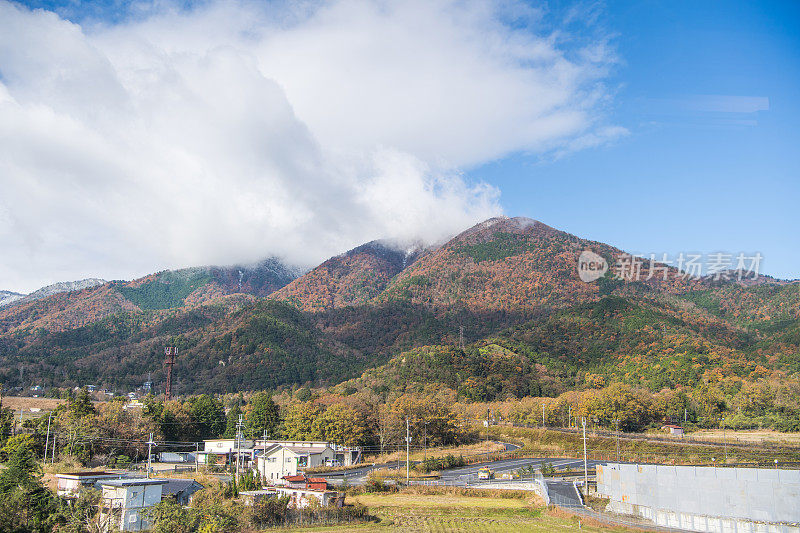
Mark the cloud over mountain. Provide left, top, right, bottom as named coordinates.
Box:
left=0, top=0, right=618, bottom=292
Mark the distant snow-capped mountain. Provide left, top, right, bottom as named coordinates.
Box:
left=0, top=290, right=24, bottom=308
left=0, top=279, right=107, bottom=308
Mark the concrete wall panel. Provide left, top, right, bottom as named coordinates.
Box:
left=596, top=463, right=800, bottom=530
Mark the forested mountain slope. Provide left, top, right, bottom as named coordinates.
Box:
left=1, top=217, right=797, bottom=396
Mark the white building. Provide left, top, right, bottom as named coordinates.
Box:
left=255, top=440, right=361, bottom=466
left=198, top=438, right=255, bottom=465
left=98, top=478, right=167, bottom=532
left=256, top=443, right=336, bottom=482
left=56, top=471, right=126, bottom=499
left=273, top=486, right=342, bottom=508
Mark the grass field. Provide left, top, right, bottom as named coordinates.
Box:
left=688, top=429, right=800, bottom=446
left=265, top=491, right=633, bottom=532
left=365, top=441, right=508, bottom=464
left=490, top=425, right=800, bottom=465
left=1, top=396, right=66, bottom=420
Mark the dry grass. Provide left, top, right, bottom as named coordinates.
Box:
left=365, top=441, right=507, bottom=465
left=267, top=490, right=632, bottom=532
left=688, top=429, right=800, bottom=445
left=1, top=396, right=65, bottom=414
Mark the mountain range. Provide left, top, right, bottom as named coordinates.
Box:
left=1, top=217, right=797, bottom=398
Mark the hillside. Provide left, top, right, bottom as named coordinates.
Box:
left=0, top=216, right=797, bottom=396
left=0, top=257, right=299, bottom=333
left=271, top=240, right=427, bottom=311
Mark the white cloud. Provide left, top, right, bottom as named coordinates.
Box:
left=0, top=0, right=617, bottom=292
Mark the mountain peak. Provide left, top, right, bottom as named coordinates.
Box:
left=450, top=216, right=552, bottom=246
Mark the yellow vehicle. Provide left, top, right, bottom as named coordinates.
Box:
left=477, top=467, right=494, bottom=480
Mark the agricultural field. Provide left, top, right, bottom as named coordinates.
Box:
left=687, top=429, right=800, bottom=446
left=1, top=396, right=65, bottom=419
left=269, top=490, right=632, bottom=532
left=489, top=425, right=800, bottom=464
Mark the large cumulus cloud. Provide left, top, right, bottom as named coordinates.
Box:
left=0, top=0, right=618, bottom=292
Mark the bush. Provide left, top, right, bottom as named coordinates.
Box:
left=251, top=495, right=290, bottom=527
left=364, top=478, right=395, bottom=493
left=419, top=454, right=466, bottom=473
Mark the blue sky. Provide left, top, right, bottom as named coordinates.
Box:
left=2, top=0, right=799, bottom=291
left=474, top=1, right=800, bottom=279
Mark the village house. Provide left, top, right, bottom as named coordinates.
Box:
left=198, top=438, right=255, bottom=465
left=661, top=424, right=685, bottom=436
left=272, top=483, right=343, bottom=508
left=55, top=471, right=127, bottom=498
left=97, top=478, right=167, bottom=532
left=256, top=443, right=336, bottom=482
left=255, top=439, right=362, bottom=466
left=161, top=478, right=204, bottom=505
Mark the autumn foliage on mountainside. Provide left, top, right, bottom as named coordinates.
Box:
left=1, top=216, right=798, bottom=407
left=271, top=241, right=423, bottom=312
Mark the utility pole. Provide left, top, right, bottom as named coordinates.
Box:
left=44, top=413, right=52, bottom=461
left=542, top=402, right=546, bottom=428
left=146, top=433, right=155, bottom=479
left=721, top=416, right=727, bottom=462
left=486, top=408, right=490, bottom=457
left=51, top=432, right=57, bottom=464
left=195, top=442, right=199, bottom=473
left=405, top=418, right=410, bottom=486
left=423, top=421, right=427, bottom=462
left=568, top=405, right=571, bottom=428
left=615, top=420, right=620, bottom=462
left=582, top=418, right=588, bottom=496
left=235, top=414, right=243, bottom=483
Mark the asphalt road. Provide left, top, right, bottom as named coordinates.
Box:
left=321, top=445, right=602, bottom=487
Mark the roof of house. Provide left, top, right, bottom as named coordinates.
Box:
left=160, top=479, right=204, bottom=498
left=100, top=478, right=168, bottom=488
left=260, top=443, right=330, bottom=456
left=57, top=471, right=122, bottom=480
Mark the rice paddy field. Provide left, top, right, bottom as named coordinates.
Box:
left=268, top=491, right=633, bottom=532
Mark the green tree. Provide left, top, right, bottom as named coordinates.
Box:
left=147, top=499, right=199, bottom=533
left=0, top=434, right=61, bottom=533
left=0, top=397, right=13, bottom=447
left=223, top=402, right=241, bottom=439
left=68, top=388, right=97, bottom=418
left=188, top=395, right=226, bottom=440
left=246, top=392, right=280, bottom=439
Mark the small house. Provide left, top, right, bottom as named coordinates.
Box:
left=661, top=424, right=684, bottom=437
left=160, top=478, right=204, bottom=505
left=256, top=443, right=335, bottom=482
left=56, top=471, right=127, bottom=499
left=98, top=478, right=167, bottom=532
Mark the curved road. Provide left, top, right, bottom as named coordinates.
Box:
left=321, top=442, right=601, bottom=487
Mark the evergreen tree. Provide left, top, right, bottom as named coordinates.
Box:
left=246, top=392, right=280, bottom=439
left=224, top=402, right=242, bottom=439
left=188, top=395, right=226, bottom=440
left=0, top=435, right=61, bottom=532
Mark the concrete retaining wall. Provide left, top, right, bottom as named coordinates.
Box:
left=596, top=463, right=800, bottom=533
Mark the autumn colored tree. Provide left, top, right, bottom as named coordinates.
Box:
left=313, top=404, right=368, bottom=446
left=281, top=402, right=323, bottom=440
